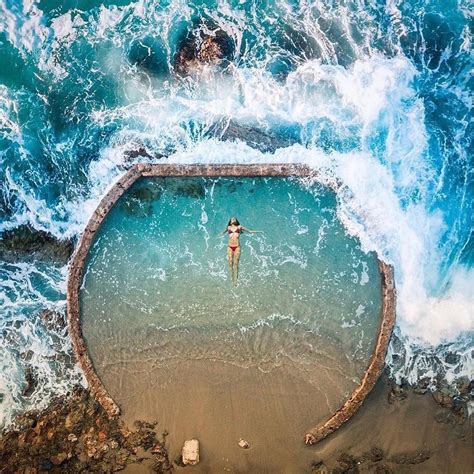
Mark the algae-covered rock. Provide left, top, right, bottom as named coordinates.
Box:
left=0, top=225, right=73, bottom=263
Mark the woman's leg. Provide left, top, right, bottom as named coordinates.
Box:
left=227, top=247, right=234, bottom=284
left=232, top=247, right=241, bottom=285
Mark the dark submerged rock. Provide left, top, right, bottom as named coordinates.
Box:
left=0, top=225, right=73, bottom=264
left=119, top=185, right=162, bottom=217
left=128, top=37, right=169, bottom=76
left=22, top=366, right=38, bottom=398
left=130, top=186, right=163, bottom=202
left=444, top=351, right=461, bottom=365
left=412, top=377, right=431, bottom=395
left=39, top=310, right=67, bottom=332
left=173, top=181, right=206, bottom=199
left=390, top=450, right=430, bottom=465
left=219, top=120, right=298, bottom=153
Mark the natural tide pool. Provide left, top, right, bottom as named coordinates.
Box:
left=80, top=176, right=382, bottom=471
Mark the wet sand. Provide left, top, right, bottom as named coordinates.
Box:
left=113, top=359, right=472, bottom=473
left=115, top=359, right=350, bottom=472
left=120, top=374, right=472, bottom=473
left=309, top=376, right=472, bottom=473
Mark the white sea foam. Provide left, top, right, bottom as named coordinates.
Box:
left=0, top=1, right=47, bottom=53
left=0, top=262, right=85, bottom=426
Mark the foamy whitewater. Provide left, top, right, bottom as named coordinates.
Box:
left=0, top=0, right=472, bottom=426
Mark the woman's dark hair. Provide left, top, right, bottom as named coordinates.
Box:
left=228, top=217, right=240, bottom=226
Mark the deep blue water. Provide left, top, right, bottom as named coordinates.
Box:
left=0, top=0, right=472, bottom=426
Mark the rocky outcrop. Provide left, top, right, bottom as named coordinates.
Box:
left=123, top=146, right=166, bottom=163
left=21, top=366, right=38, bottom=398
left=174, top=22, right=235, bottom=75
left=389, top=451, right=431, bottom=465
left=39, top=309, right=67, bottom=332
left=0, top=386, right=172, bottom=473
left=0, top=225, right=73, bottom=264
left=218, top=120, right=298, bottom=153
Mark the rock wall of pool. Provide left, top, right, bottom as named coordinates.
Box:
left=66, top=164, right=395, bottom=472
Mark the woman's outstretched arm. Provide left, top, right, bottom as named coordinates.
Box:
left=241, top=226, right=263, bottom=234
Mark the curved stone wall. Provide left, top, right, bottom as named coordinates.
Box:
left=66, top=163, right=396, bottom=444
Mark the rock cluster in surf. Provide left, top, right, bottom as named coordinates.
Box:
left=174, top=21, right=235, bottom=75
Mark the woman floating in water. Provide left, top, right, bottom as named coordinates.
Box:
left=219, top=217, right=262, bottom=286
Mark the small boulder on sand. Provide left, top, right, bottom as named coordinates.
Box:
left=238, top=439, right=250, bottom=449
left=182, top=439, right=199, bottom=465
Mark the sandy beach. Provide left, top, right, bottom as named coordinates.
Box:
left=1, top=363, right=471, bottom=473
left=114, top=368, right=472, bottom=473
left=116, top=359, right=348, bottom=472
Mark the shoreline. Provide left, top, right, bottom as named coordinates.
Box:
left=1, top=374, right=471, bottom=473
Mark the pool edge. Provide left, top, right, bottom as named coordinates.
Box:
left=66, top=163, right=396, bottom=443
left=304, top=260, right=396, bottom=445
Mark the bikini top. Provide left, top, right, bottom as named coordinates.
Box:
left=228, top=226, right=241, bottom=234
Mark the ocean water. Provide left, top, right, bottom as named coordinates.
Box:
left=0, top=0, right=472, bottom=427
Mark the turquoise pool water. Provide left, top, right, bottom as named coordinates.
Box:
left=81, top=176, right=381, bottom=392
